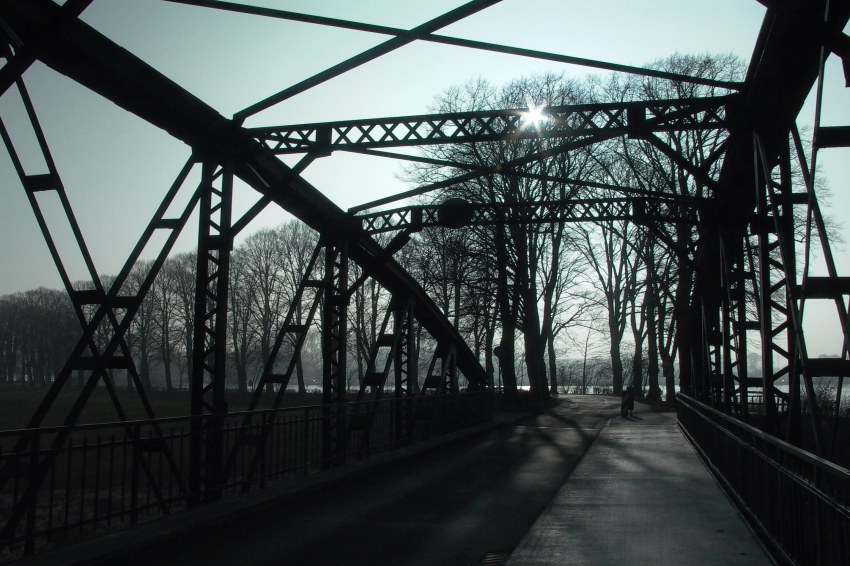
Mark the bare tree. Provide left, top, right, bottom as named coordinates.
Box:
left=0, top=288, right=77, bottom=388
left=0, top=295, right=17, bottom=385
left=410, top=74, right=597, bottom=400
left=126, top=264, right=155, bottom=392
left=595, top=54, right=745, bottom=393
left=573, top=217, right=636, bottom=395
left=350, top=263, right=387, bottom=390
left=170, top=251, right=196, bottom=389
left=539, top=231, right=593, bottom=393
left=151, top=258, right=183, bottom=392
left=241, top=228, right=287, bottom=394
left=228, top=249, right=255, bottom=394
left=276, top=220, right=319, bottom=394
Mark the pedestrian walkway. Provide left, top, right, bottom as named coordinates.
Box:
left=15, top=397, right=773, bottom=565
left=507, top=409, right=771, bottom=565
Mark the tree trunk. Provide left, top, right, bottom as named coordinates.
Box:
left=494, top=225, right=518, bottom=400
left=139, top=351, right=152, bottom=392
left=631, top=348, right=643, bottom=395
left=609, top=326, right=624, bottom=395
left=235, top=360, right=248, bottom=395
left=522, top=322, right=547, bottom=399
left=547, top=333, right=558, bottom=394
left=162, top=344, right=174, bottom=392
left=261, top=332, right=274, bottom=395
left=663, top=352, right=676, bottom=407
left=484, top=323, right=495, bottom=389
left=673, top=227, right=694, bottom=395
left=646, top=320, right=661, bottom=402
left=295, top=351, right=306, bottom=394
left=645, top=247, right=662, bottom=401
left=582, top=335, right=590, bottom=394
left=513, top=226, right=548, bottom=400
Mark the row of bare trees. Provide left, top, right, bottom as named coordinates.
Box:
left=0, top=221, right=322, bottom=393
left=408, top=53, right=744, bottom=401
left=0, top=214, right=611, bottom=399
left=1, top=53, right=744, bottom=404
left=0, top=288, right=77, bottom=387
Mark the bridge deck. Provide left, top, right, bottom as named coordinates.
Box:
left=19, top=397, right=769, bottom=565
left=508, top=409, right=771, bottom=565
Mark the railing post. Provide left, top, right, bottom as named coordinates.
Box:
left=130, top=423, right=140, bottom=526
left=24, top=431, right=39, bottom=555
left=813, top=463, right=822, bottom=564
left=260, top=413, right=271, bottom=488
left=302, top=409, right=311, bottom=477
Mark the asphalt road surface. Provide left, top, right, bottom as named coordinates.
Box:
left=106, top=396, right=621, bottom=566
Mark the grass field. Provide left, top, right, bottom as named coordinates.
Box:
left=0, top=387, right=197, bottom=431
left=0, top=385, right=326, bottom=432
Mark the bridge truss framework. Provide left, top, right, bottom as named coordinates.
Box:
left=0, top=0, right=849, bottom=556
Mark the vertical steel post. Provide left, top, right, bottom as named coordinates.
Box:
left=393, top=299, right=415, bottom=396
left=732, top=238, right=751, bottom=419
left=754, top=136, right=800, bottom=438
left=754, top=140, right=779, bottom=430
left=189, top=162, right=232, bottom=503
left=720, top=240, right=735, bottom=414
left=720, top=235, right=750, bottom=416
left=321, top=240, right=349, bottom=469
left=777, top=141, right=802, bottom=443
left=393, top=298, right=415, bottom=445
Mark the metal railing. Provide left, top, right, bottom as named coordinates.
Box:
left=0, top=392, right=493, bottom=559
left=677, top=393, right=850, bottom=565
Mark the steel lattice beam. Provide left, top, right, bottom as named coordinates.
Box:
left=356, top=197, right=702, bottom=234
left=252, top=96, right=731, bottom=154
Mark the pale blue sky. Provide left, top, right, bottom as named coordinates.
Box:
left=1, top=1, right=848, bottom=355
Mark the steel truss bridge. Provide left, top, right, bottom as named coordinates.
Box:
left=0, top=0, right=849, bottom=563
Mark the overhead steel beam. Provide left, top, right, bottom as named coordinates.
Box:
left=755, top=0, right=850, bottom=84
left=0, top=0, right=488, bottom=388
left=165, top=0, right=742, bottom=90
left=683, top=1, right=850, bottom=294
left=692, top=0, right=850, bottom=296
left=0, top=0, right=92, bottom=97
left=233, top=0, right=503, bottom=120
left=357, top=197, right=702, bottom=234
left=252, top=97, right=731, bottom=154
left=710, top=0, right=850, bottom=224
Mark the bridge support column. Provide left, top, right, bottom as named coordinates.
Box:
left=719, top=234, right=751, bottom=417
left=322, top=239, right=349, bottom=468
left=189, top=162, right=233, bottom=504
left=393, top=298, right=416, bottom=445
left=752, top=137, right=800, bottom=438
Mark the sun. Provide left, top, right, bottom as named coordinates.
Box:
left=521, top=103, right=548, bottom=129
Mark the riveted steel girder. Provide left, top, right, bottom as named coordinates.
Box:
left=357, top=197, right=702, bottom=235
left=252, top=97, right=731, bottom=154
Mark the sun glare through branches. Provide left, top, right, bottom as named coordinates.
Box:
left=520, top=103, right=549, bottom=129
